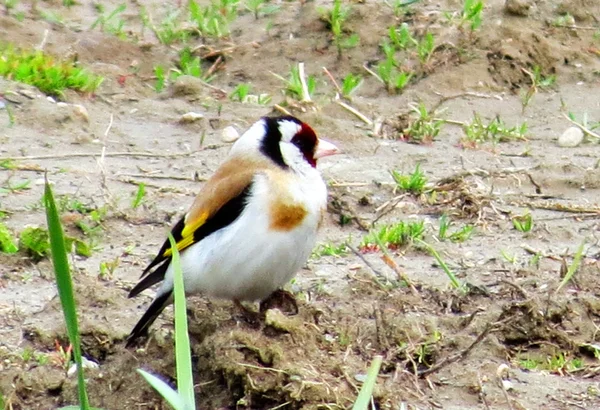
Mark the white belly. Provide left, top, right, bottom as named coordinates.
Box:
left=158, top=172, right=325, bottom=302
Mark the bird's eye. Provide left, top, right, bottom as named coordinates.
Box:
left=293, top=138, right=307, bottom=150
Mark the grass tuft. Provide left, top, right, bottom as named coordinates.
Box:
left=512, top=212, right=533, bottom=232
left=19, top=226, right=51, bottom=260
left=0, top=44, right=103, bottom=98
left=391, top=163, right=428, bottom=194
left=0, top=222, right=18, bottom=254
left=361, top=220, right=425, bottom=251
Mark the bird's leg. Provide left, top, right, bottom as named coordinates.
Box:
left=233, top=300, right=262, bottom=327
left=259, top=289, right=299, bottom=315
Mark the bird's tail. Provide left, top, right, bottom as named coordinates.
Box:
left=126, top=290, right=173, bottom=347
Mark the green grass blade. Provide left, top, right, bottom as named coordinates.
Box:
left=137, top=369, right=185, bottom=410
left=44, top=177, right=90, bottom=410
left=132, top=182, right=146, bottom=209
left=352, top=355, right=383, bottom=410
left=168, top=234, right=195, bottom=409
left=556, top=239, right=586, bottom=292
left=0, top=222, right=18, bottom=253
left=416, top=239, right=462, bottom=289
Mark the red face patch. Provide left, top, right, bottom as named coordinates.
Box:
left=291, top=123, right=318, bottom=168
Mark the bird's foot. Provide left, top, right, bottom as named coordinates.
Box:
left=259, top=289, right=299, bottom=315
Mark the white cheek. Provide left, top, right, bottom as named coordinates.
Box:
left=280, top=142, right=304, bottom=166
left=278, top=121, right=302, bottom=142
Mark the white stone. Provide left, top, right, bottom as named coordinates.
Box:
left=558, top=126, right=584, bottom=147
left=221, top=125, right=240, bottom=143
left=67, top=356, right=99, bottom=377
left=179, top=112, right=204, bottom=123
left=72, top=104, right=89, bottom=123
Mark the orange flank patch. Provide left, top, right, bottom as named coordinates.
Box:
left=269, top=202, right=308, bottom=231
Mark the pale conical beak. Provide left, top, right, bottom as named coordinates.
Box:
left=314, top=139, right=340, bottom=159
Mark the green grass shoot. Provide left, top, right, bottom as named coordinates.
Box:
left=352, top=355, right=383, bottom=410
left=361, top=220, right=425, bottom=251
left=0, top=222, right=18, bottom=253
left=321, top=0, right=359, bottom=57
left=229, top=83, right=252, bottom=102
left=391, top=163, right=428, bottom=194
left=274, top=64, right=317, bottom=101
left=312, top=240, right=349, bottom=258
left=19, top=226, right=51, bottom=260
left=462, top=114, right=528, bottom=146
left=341, top=73, right=362, bottom=99
left=138, top=234, right=196, bottom=409
left=438, top=215, right=474, bottom=242
left=132, top=183, right=146, bottom=209
left=45, top=177, right=100, bottom=410
left=556, top=240, right=586, bottom=292
left=512, top=212, right=533, bottom=232
left=415, top=239, right=462, bottom=289
left=402, top=102, right=444, bottom=143
left=461, top=0, right=484, bottom=31
left=154, top=65, right=166, bottom=92
left=0, top=44, right=104, bottom=98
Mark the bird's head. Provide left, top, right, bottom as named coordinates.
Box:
left=232, top=116, right=339, bottom=171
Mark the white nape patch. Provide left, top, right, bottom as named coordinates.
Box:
left=229, top=118, right=268, bottom=156
left=278, top=120, right=302, bottom=142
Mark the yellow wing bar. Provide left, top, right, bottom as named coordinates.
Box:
left=162, top=211, right=209, bottom=257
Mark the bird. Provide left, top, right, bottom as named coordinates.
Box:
left=126, top=115, right=339, bottom=346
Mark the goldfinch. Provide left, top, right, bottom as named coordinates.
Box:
left=126, top=116, right=339, bottom=346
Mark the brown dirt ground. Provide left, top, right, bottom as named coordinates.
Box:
left=1, top=0, right=600, bottom=409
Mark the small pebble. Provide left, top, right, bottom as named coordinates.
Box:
left=179, top=112, right=204, bottom=123
left=558, top=126, right=584, bottom=147
left=502, top=380, right=514, bottom=391
left=72, top=104, right=89, bottom=123
left=67, top=357, right=99, bottom=377
left=221, top=125, right=240, bottom=143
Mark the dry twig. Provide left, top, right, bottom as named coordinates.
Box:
left=431, top=91, right=502, bottom=113
left=417, top=321, right=503, bottom=377
left=0, top=151, right=194, bottom=161
left=322, top=67, right=342, bottom=95
left=298, top=62, right=312, bottom=103
left=273, top=104, right=292, bottom=116
left=335, top=100, right=373, bottom=126
left=115, top=173, right=207, bottom=182
left=347, top=244, right=385, bottom=279
left=381, top=253, right=420, bottom=297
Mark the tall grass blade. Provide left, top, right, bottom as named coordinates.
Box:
left=44, top=177, right=90, bottom=410
left=352, top=355, right=383, bottom=410
left=168, top=234, right=195, bottom=409
left=137, top=369, right=185, bottom=409
left=138, top=234, right=195, bottom=409
left=416, top=239, right=462, bottom=289
left=556, top=240, right=585, bottom=292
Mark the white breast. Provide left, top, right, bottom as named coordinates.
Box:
left=158, top=167, right=327, bottom=302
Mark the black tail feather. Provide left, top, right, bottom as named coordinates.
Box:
left=128, top=259, right=170, bottom=298
left=126, top=290, right=173, bottom=347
